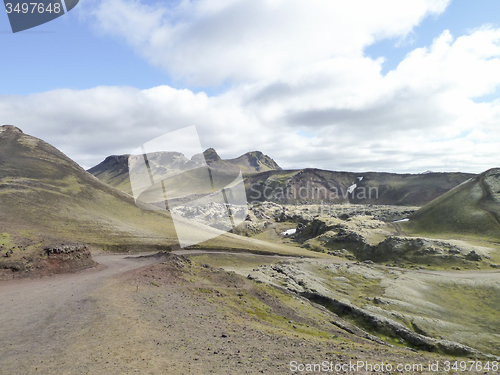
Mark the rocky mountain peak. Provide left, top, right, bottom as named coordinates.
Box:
left=191, top=148, right=222, bottom=164
left=103, top=154, right=130, bottom=165
left=0, top=125, right=24, bottom=134
left=243, top=151, right=282, bottom=171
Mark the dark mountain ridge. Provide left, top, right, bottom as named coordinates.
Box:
left=89, top=146, right=476, bottom=207
left=244, top=168, right=475, bottom=206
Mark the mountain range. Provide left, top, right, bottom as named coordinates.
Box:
left=87, top=143, right=500, bottom=242
left=88, top=149, right=475, bottom=207
left=88, top=148, right=281, bottom=197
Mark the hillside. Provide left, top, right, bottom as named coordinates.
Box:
left=245, top=168, right=475, bottom=206
left=2, top=126, right=499, bottom=369
left=0, top=125, right=180, bottom=252
left=404, top=168, right=500, bottom=240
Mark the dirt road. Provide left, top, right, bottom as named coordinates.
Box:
left=0, top=254, right=159, bottom=374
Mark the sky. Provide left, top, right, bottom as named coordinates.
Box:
left=1, top=0, right=500, bottom=174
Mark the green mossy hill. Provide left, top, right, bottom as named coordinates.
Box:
left=404, top=168, right=500, bottom=240
left=0, top=125, right=179, bottom=250
left=353, top=171, right=474, bottom=206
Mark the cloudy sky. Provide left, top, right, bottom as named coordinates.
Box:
left=1, top=0, right=500, bottom=173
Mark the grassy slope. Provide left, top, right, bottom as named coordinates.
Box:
left=0, top=127, right=176, bottom=250
left=403, top=170, right=500, bottom=241
left=354, top=172, right=476, bottom=206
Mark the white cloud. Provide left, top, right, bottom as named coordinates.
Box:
left=3, top=0, right=500, bottom=174
left=386, top=28, right=500, bottom=98
left=85, top=0, right=450, bottom=85
left=0, top=86, right=275, bottom=169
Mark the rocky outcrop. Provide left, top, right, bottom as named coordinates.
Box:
left=354, top=237, right=490, bottom=265
left=304, top=292, right=495, bottom=358
left=0, top=125, right=24, bottom=133
left=247, top=260, right=499, bottom=359
left=192, top=148, right=222, bottom=164
left=42, top=244, right=96, bottom=276
left=294, top=219, right=335, bottom=239
left=0, top=244, right=96, bottom=280
left=45, top=244, right=89, bottom=255
left=465, top=250, right=482, bottom=261
left=171, top=202, right=248, bottom=232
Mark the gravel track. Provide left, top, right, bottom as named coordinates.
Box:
left=0, top=254, right=159, bottom=374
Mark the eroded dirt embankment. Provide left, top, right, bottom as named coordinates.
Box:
left=0, top=244, right=97, bottom=281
